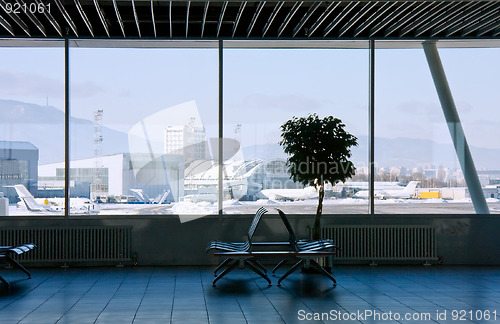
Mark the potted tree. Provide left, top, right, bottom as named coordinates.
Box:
left=280, top=114, right=358, bottom=240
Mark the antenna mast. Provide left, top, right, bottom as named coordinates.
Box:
left=93, top=110, right=104, bottom=201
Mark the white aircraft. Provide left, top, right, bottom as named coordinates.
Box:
left=11, top=184, right=99, bottom=214
left=130, top=188, right=171, bottom=204
left=352, top=181, right=419, bottom=199
left=260, top=186, right=318, bottom=201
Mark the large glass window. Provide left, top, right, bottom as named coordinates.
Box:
left=68, top=43, right=218, bottom=216
left=375, top=43, right=499, bottom=214
left=440, top=47, right=500, bottom=213
left=0, top=42, right=65, bottom=215
left=5, top=40, right=499, bottom=217
left=223, top=45, right=369, bottom=214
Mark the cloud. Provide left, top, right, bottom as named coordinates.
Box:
left=0, top=70, right=105, bottom=99
left=241, top=93, right=320, bottom=111
left=71, top=80, right=105, bottom=97
left=0, top=70, right=63, bottom=97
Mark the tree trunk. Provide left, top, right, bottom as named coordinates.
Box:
left=314, top=184, right=325, bottom=240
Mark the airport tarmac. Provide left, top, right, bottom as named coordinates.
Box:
left=8, top=199, right=500, bottom=216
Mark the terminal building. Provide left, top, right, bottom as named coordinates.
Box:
left=0, top=141, right=38, bottom=201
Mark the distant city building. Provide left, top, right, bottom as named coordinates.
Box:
left=39, top=153, right=183, bottom=202
left=0, top=141, right=38, bottom=201
left=164, top=121, right=206, bottom=161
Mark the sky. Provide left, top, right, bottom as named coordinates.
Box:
left=1, top=44, right=499, bottom=155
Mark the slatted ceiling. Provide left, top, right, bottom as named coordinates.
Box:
left=150, top=0, right=155, bottom=37
left=323, top=1, right=358, bottom=37
left=399, top=1, right=453, bottom=37
left=0, top=1, right=499, bottom=39
left=307, top=1, right=338, bottom=37
left=75, top=0, right=93, bottom=37
left=339, top=1, right=378, bottom=37
left=131, top=0, right=140, bottom=37
left=262, top=1, right=283, bottom=37
left=113, top=0, right=125, bottom=36
left=292, top=1, right=320, bottom=37
left=53, top=0, right=76, bottom=36
left=277, top=1, right=301, bottom=37
left=216, top=1, right=226, bottom=37
left=18, top=0, right=47, bottom=36
left=0, top=13, right=14, bottom=36
left=1, top=0, right=30, bottom=36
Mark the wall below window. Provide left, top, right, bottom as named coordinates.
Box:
left=0, top=213, right=498, bottom=266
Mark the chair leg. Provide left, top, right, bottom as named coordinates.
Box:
left=212, top=259, right=238, bottom=287
left=245, top=259, right=272, bottom=286
left=309, top=259, right=336, bottom=286
left=250, top=259, right=267, bottom=274
left=272, top=260, right=287, bottom=275
left=0, top=274, right=10, bottom=288
left=277, top=259, right=303, bottom=287
left=6, top=256, right=31, bottom=279
left=214, top=258, right=231, bottom=276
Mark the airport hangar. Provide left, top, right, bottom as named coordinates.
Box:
left=1, top=1, right=500, bottom=267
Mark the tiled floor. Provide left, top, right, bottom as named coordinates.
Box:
left=0, top=265, right=499, bottom=323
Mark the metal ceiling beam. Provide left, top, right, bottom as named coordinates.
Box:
left=384, top=1, right=430, bottom=37
left=112, top=0, right=125, bottom=37
left=430, top=2, right=491, bottom=37
left=446, top=2, right=500, bottom=37
left=354, top=1, right=396, bottom=37
left=307, top=1, right=339, bottom=37
left=151, top=0, right=156, bottom=38
left=338, top=1, right=378, bottom=37
left=34, top=0, right=62, bottom=36
left=232, top=1, right=247, bottom=37
left=93, top=0, right=110, bottom=37
left=0, top=0, right=30, bottom=36
left=217, top=1, right=227, bottom=37
left=54, top=0, right=77, bottom=36
left=247, top=1, right=265, bottom=37
left=323, top=2, right=358, bottom=37
left=186, top=1, right=190, bottom=37
left=494, top=27, right=500, bottom=36
left=399, top=1, right=453, bottom=37
left=169, top=1, right=172, bottom=38
left=16, top=0, right=46, bottom=36
left=262, top=1, right=284, bottom=37
left=414, top=2, right=468, bottom=37
left=462, top=9, right=500, bottom=36
left=293, top=1, right=321, bottom=37
left=201, top=1, right=209, bottom=37
left=74, top=0, right=94, bottom=37
left=132, top=0, right=141, bottom=37
left=369, top=1, right=411, bottom=37
left=277, top=1, right=302, bottom=37
left=0, top=14, right=14, bottom=36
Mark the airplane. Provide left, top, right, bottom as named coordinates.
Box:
left=260, top=186, right=318, bottom=201
left=130, top=189, right=171, bottom=204
left=352, top=181, right=419, bottom=199
left=10, top=184, right=100, bottom=214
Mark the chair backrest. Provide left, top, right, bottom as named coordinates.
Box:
left=277, top=209, right=299, bottom=251
left=247, top=207, right=268, bottom=244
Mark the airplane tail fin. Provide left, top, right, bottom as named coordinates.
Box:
left=402, top=181, right=419, bottom=195
left=12, top=185, right=45, bottom=211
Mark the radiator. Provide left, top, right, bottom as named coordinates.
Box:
left=321, top=225, right=438, bottom=263
left=0, top=226, right=132, bottom=264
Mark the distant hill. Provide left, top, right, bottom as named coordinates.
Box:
left=243, top=135, right=499, bottom=170
left=2, top=98, right=498, bottom=170
left=0, top=99, right=128, bottom=164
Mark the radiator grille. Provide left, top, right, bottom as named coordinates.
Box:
left=321, top=225, right=437, bottom=262
left=0, top=226, right=132, bottom=263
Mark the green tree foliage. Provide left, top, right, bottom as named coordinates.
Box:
left=280, top=114, right=358, bottom=239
